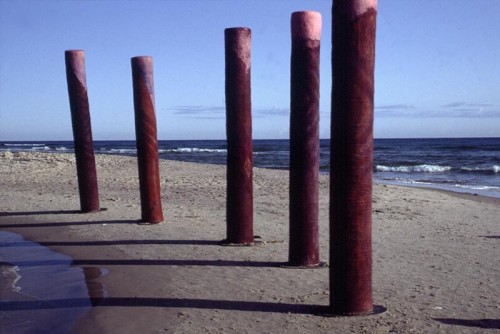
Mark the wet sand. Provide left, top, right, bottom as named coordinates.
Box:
left=0, top=230, right=102, bottom=333
left=1, top=152, right=499, bottom=333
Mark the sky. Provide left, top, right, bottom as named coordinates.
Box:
left=1, top=0, right=499, bottom=141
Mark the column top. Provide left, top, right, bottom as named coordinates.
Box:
left=291, top=11, right=322, bottom=41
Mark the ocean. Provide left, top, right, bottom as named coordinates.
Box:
left=1, top=138, right=499, bottom=198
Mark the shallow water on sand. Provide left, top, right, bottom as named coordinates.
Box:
left=0, top=231, right=106, bottom=334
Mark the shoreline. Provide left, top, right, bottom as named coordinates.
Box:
left=417, top=186, right=500, bottom=205
left=3, top=149, right=499, bottom=201
left=372, top=178, right=500, bottom=201
left=1, top=152, right=499, bottom=333
left=0, top=230, right=96, bottom=334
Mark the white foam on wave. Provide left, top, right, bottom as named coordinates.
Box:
left=461, top=165, right=500, bottom=173
left=109, top=148, right=137, bottom=154
left=375, top=177, right=500, bottom=199
left=167, top=148, right=227, bottom=153
left=253, top=151, right=289, bottom=155
left=3, top=144, right=50, bottom=151
left=454, top=184, right=500, bottom=191
left=378, top=177, right=433, bottom=186
left=376, top=164, right=452, bottom=173
left=4, top=143, right=46, bottom=147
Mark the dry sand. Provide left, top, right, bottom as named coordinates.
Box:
left=1, top=151, right=499, bottom=333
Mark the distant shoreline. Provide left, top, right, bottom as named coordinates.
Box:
left=0, top=144, right=500, bottom=199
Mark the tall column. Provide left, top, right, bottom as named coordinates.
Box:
left=330, top=0, right=378, bottom=315
left=288, top=11, right=322, bottom=267
left=224, top=27, right=254, bottom=245
left=131, top=56, right=164, bottom=224
left=65, top=50, right=100, bottom=213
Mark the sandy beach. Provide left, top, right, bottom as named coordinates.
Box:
left=1, top=151, right=499, bottom=333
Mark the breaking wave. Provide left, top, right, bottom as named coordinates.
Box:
left=166, top=147, right=227, bottom=153
left=376, top=164, right=452, bottom=173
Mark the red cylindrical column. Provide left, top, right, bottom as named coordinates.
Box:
left=65, top=50, right=100, bottom=213
left=224, top=27, right=253, bottom=245
left=131, top=56, right=164, bottom=224
left=330, top=1, right=377, bottom=315
left=288, top=12, right=322, bottom=267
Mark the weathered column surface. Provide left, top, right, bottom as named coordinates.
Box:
left=330, top=0, right=377, bottom=315
left=65, top=50, right=100, bottom=213
left=131, top=56, right=164, bottom=224
left=224, top=27, right=254, bottom=245
left=289, top=11, right=322, bottom=267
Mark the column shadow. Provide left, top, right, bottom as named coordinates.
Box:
left=0, top=210, right=83, bottom=217
left=0, top=297, right=327, bottom=315
left=1, top=239, right=221, bottom=247
left=433, top=318, right=500, bottom=329
left=0, top=220, right=138, bottom=228
left=9, top=258, right=285, bottom=268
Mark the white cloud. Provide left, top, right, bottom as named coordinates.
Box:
left=375, top=102, right=500, bottom=118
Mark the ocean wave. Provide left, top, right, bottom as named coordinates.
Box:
left=254, top=151, right=289, bottom=155
left=3, top=143, right=46, bottom=147
left=454, top=184, right=500, bottom=191
left=375, top=177, right=500, bottom=198
left=461, top=165, right=500, bottom=174
left=166, top=148, right=227, bottom=153
left=376, top=164, right=452, bottom=173
left=109, top=148, right=137, bottom=154
left=32, top=146, right=50, bottom=151
left=398, top=178, right=432, bottom=185
left=2, top=143, right=50, bottom=151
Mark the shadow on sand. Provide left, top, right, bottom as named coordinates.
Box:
left=0, top=210, right=83, bottom=217
left=1, top=296, right=326, bottom=315
left=0, top=219, right=138, bottom=229
left=433, top=318, right=500, bottom=329
left=2, top=239, right=221, bottom=247
left=8, top=258, right=285, bottom=268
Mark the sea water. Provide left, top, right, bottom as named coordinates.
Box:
left=1, top=137, right=499, bottom=198
left=372, top=138, right=499, bottom=198
left=0, top=231, right=103, bottom=334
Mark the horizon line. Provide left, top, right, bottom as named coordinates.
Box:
left=1, top=136, right=499, bottom=142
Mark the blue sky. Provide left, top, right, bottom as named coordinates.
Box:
left=1, top=0, right=499, bottom=140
